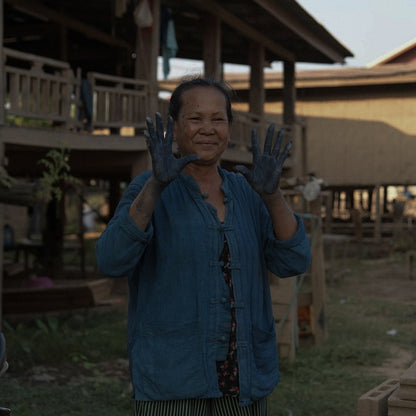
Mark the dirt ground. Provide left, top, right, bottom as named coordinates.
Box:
left=105, top=251, right=416, bottom=381
left=5, top=248, right=416, bottom=387
left=326, top=252, right=416, bottom=379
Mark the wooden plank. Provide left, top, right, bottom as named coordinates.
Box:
left=298, top=291, right=313, bottom=307
left=51, top=81, right=60, bottom=117
left=88, top=72, right=148, bottom=87
left=8, top=73, right=19, bottom=111
left=3, top=279, right=114, bottom=314
left=21, top=75, right=30, bottom=113
left=272, top=303, right=294, bottom=318
left=275, top=326, right=295, bottom=345
left=4, top=47, right=70, bottom=70
left=40, top=78, right=49, bottom=114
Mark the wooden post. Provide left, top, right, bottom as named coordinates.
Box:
left=134, top=0, right=160, bottom=116
left=203, top=14, right=221, bottom=79
left=383, top=185, right=388, bottom=214
left=248, top=41, right=265, bottom=117
left=77, top=189, right=86, bottom=279
left=109, top=180, right=121, bottom=220
left=148, top=0, right=160, bottom=116
left=374, top=185, right=382, bottom=241
left=310, top=216, right=328, bottom=344
left=0, top=0, right=4, bottom=327
left=270, top=273, right=297, bottom=362
left=248, top=41, right=265, bottom=146
left=324, top=191, right=333, bottom=234
left=59, top=24, right=68, bottom=62
left=283, top=60, right=296, bottom=127
left=0, top=0, right=4, bottom=126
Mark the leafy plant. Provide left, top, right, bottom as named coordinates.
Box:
left=0, top=166, right=14, bottom=189
left=35, top=145, right=80, bottom=202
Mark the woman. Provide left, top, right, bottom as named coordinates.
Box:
left=96, top=77, right=311, bottom=415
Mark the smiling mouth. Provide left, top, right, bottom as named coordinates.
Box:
left=197, top=141, right=217, bottom=146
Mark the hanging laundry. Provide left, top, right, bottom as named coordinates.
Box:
left=134, top=0, right=153, bottom=28
left=160, top=6, right=178, bottom=79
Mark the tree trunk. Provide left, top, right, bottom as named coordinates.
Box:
left=41, top=196, right=65, bottom=278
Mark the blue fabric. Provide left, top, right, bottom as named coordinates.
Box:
left=96, top=168, right=311, bottom=406
left=160, top=7, right=177, bottom=79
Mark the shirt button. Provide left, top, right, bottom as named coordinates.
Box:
left=221, top=297, right=227, bottom=304
left=221, top=336, right=227, bottom=342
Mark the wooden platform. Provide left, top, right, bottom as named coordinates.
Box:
left=2, top=278, right=114, bottom=315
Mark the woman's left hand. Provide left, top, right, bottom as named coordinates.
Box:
left=235, top=124, right=292, bottom=195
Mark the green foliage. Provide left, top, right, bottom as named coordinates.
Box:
left=35, top=145, right=80, bottom=202
left=0, top=166, right=14, bottom=189
left=6, top=115, right=53, bottom=128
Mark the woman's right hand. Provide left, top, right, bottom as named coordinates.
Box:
left=145, top=113, right=199, bottom=187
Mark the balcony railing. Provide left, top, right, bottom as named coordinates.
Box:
left=87, top=72, right=148, bottom=132
left=3, top=48, right=284, bottom=152
left=4, top=47, right=80, bottom=129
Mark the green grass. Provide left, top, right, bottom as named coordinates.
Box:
left=2, top=378, right=132, bottom=416
left=268, top=296, right=404, bottom=416
left=1, top=254, right=415, bottom=416
left=2, top=311, right=127, bottom=371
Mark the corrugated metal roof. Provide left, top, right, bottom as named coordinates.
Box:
left=221, top=63, right=416, bottom=89
left=367, top=38, right=416, bottom=67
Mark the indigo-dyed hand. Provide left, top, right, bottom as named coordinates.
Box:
left=235, top=124, right=292, bottom=195
left=145, top=113, right=199, bottom=186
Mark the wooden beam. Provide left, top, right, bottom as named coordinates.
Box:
left=4, top=0, right=133, bottom=50
left=283, top=60, right=296, bottom=125
left=148, top=0, right=160, bottom=115
left=0, top=0, right=4, bottom=327
left=192, top=0, right=295, bottom=62
left=254, top=0, right=347, bottom=63
left=134, top=0, right=160, bottom=111
left=248, top=41, right=265, bottom=117
left=0, top=0, right=4, bottom=126
left=203, top=14, right=221, bottom=79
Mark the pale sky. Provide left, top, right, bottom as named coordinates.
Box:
left=160, top=0, right=416, bottom=78
left=297, top=0, right=416, bottom=68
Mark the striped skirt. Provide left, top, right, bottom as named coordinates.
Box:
left=134, top=396, right=267, bottom=416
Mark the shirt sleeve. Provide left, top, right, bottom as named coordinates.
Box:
left=95, top=173, right=154, bottom=277
left=263, top=212, right=312, bottom=278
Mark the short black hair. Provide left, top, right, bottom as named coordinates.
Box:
left=169, top=76, right=233, bottom=123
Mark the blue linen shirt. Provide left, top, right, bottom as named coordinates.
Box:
left=96, top=168, right=311, bottom=406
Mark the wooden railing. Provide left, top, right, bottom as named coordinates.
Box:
left=2, top=47, right=286, bottom=153
left=4, top=47, right=80, bottom=129
left=87, top=72, right=149, bottom=132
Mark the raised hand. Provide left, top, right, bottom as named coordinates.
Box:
left=145, top=113, right=199, bottom=186
left=235, top=124, right=292, bottom=195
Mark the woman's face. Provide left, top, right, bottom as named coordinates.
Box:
left=173, top=86, right=231, bottom=166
